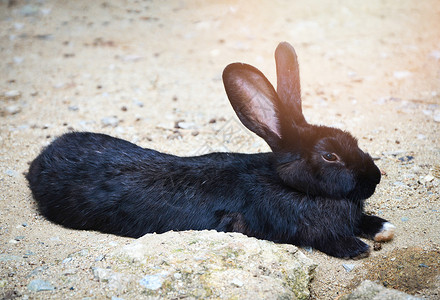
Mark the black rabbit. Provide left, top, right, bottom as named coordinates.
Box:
left=26, top=42, right=395, bottom=258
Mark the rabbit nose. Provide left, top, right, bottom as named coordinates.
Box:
left=359, top=160, right=381, bottom=186
left=366, top=160, right=381, bottom=185
left=362, top=153, right=381, bottom=184
left=364, top=159, right=381, bottom=184
left=373, top=166, right=381, bottom=184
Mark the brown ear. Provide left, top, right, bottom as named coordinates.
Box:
left=275, top=42, right=307, bottom=125
left=222, top=63, right=283, bottom=151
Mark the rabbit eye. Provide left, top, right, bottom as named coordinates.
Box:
left=322, top=153, right=338, bottom=162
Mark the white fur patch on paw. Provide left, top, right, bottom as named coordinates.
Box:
left=374, top=222, right=396, bottom=242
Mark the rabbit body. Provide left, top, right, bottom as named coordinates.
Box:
left=27, top=132, right=368, bottom=258
left=26, top=42, right=395, bottom=258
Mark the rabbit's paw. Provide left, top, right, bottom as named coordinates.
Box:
left=342, top=237, right=371, bottom=259
left=318, top=236, right=370, bottom=259
left=360, top=214, right=396, bottom=242
left=373, top=222, right=396, bottom=242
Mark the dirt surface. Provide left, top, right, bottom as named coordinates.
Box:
left=1, top=0, right=439, bottom=299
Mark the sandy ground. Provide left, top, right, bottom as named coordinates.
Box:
left=1, top=0, right=439, bottom=299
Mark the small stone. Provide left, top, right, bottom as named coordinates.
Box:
left=4, top=90, right=21, bottom=100
left=398, top=155, right=414, bottom=163
left=430, top=50, right=440, bottom=60
left=347, top=71, right=357, bottom=78
left=14, top=23, right=24, bottom=30
left=139, top=274, right=164, bottom=290
left=5, top=105, right=21, bottom=115
left=373, top=242, right=382, bottom=251
left=176, top=121, right=196, bottom=129
left=68, top=105, right=79, bottom=111
left=156, top=123, right=174, bottom=130
left=133, top=98, right=144, bottom=107
left=0, top=280, right=7, bottom=288
left=26, top=266, right=49, bottom=278
left=35, top=34, right=53, bottom=40
left=69, top=249, right=89, bottom=257
left=20, top=5, right=40, bottom=16
left=231, top=278, right=244, bottom=287
left=403, top=173, right=415, bottom=179
left=401, top=216, right=409, bottom=222
left=63, top=269, right=77, bottom=276
left=101, top=116, right=119, bottom=127
left=62, top=257, right=72, bottom=264
left=0, top=254, right=22, bottom=262
left=95, top=255, right=105, bottom=261
left=342, top=264, right=355, bottom=272
left=433, top=113, right=440, bottom=123
left=376, top=97, right=387, bottom=105
left=41, top=8, right=52, bottom=15
left=119, top=55, right=143, bottom=62
left=5, top=169, right=19, bottom=177
left=27, top=279, right=55, bottom=292
left=210, top=49, right=220, bottom=57
left=13, top=57, right=24, bottom=64
left=424, top=175, right=435, bottom=183
left=303, top=247, right=313, bottom=253
left=393, top=71, right=412, bottom=79
left=411, top=165, right=422, bottom=174
left=93, top=267, right=112, bottom=282
left=382, top=150, right=406, bottom=156
left=93, top=268, right=130, bottom=291
left=167, top=131, right=182, bottom=140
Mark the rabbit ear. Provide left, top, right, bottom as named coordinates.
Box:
left=223, top=63, right=283, bottom=151
left=275, top=42, right=307, bottom=125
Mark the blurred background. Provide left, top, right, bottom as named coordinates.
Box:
left=1, top=0, right=439, bottom=154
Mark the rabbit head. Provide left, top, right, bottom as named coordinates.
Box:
left=223, top=42, right=381, bottom=202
